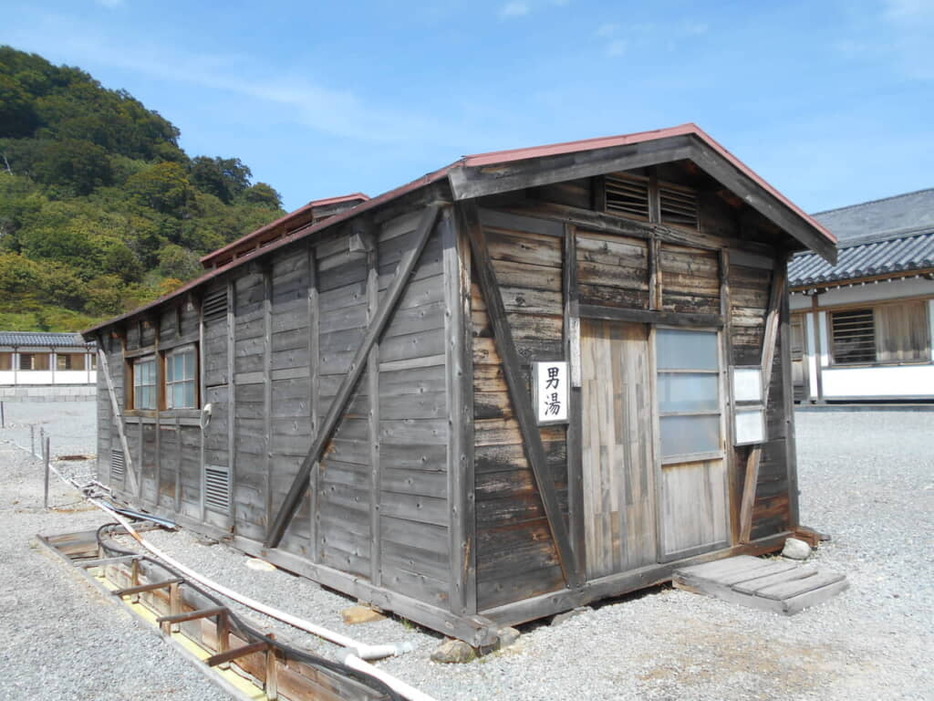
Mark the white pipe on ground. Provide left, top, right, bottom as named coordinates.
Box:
left=87, top=498, right=415, bottom=661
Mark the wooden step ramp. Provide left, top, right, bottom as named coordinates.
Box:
left=673, top=555, right=848, bottom=615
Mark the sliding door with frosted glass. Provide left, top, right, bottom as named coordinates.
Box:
left=655, top=328, right=729, bottom=561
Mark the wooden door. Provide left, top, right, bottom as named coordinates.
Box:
left=655, top=327, right=729, bottom=561
left=581, top=319, right=656, bottom=578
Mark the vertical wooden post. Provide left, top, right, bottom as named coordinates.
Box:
left=198, top=295, right=206, bottom=515
left=364, top=222, right=382, bottom=586
left=564, top=223, right=585, bottom=581
left=153, top=320, right=161, bottom=508
left=265, top=643, right=279, bottom=700
left=444, top=207, right=475, bottom=613
left=225, top=279, right=236, bottom=531
left=307, top=245, right=320, bottom=563
left=779, top=264, right=801, bottom=530
left=810, top=294, right=824, bottom=403
left=263, top=266, right=274, bottom=535
left=43, top=435, right=51, bottom=509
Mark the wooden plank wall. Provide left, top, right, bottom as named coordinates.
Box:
left=96, top=205, right=453, bottom=609
left=728, top=263, right=791, bottom=540
left=473, top=209, right=566, bottom=611
left=376, top=211, right=451, bottom=606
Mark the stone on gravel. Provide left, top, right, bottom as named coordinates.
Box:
left=495, top=626, right=521, bottom=650
left=782, top=537, right=812, bottom=560
left=431, top=638, right=477, bottom=664
left=341, top=604, right=386, bottom=625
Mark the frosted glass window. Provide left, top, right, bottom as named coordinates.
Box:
left=660, top=415, right=721, bottom=458
left=658, top=373, right=719, bottom=413
left=656, top=328, right=718, bottom=370
left=656, top=328, right=722, bottom=460
left=735, top=408, right=765, bottom=445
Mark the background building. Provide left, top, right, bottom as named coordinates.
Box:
left=789, top=189, right=934, bottom=403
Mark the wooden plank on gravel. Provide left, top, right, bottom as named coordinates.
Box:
left=673, top=555, right=847, bottom=615
left=755, top=571, right=847, bottom=601
left=733, top=565, right=818, bottom=595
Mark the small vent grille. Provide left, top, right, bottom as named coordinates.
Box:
left=202, top=288, right=228, bottom=323
left=605, top=175, right=650, bottom=220
left=659, top=185, right=699, bottom=229
left=110, top=450, right=125, bottom=482
left=204, top=465, right=231, bottom=513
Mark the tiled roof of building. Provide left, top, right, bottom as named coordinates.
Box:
left=789, top=189, right=934, bottom=289
left=0, top=332, right=95, bottom=348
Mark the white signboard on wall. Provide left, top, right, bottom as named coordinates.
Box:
left=533, top=361, right=569, bottom=424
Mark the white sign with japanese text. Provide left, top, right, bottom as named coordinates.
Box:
left=533, top=361, right=569, bottom=424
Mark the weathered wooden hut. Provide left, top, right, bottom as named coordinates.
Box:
left=86, top=124, right=837, bottom=646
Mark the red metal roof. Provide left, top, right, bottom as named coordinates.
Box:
left=85, top=123, right=836, bottom=336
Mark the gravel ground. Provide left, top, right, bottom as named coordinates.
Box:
left=0, top=401, right=931, bottom=700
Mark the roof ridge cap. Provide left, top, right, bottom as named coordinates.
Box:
left=813, top=188, right=934, bottom=217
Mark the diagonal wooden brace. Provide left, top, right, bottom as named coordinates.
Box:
left=265, top=204, right=443, bottom=549
left=739, top=269, right=786, bottom=543
left=460, top=202, right=578, bottom=587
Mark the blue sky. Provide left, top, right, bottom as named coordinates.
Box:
left=2, top=0, right=931, bottom=214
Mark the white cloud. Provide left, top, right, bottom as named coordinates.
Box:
left=499, top=1, right=531, bottom=18
left=881, top=0, right=934, bottom=79
left=605, top=39, right=627, bottom=57
left=883, top=0, right=934, bottom=20
left=595, top=22, right=619, bottom=38
left=95, top=0, right=124, bottom=7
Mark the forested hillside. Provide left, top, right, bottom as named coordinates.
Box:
left=0, top=46, right=286, bottom=331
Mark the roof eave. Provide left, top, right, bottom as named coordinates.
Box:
left=448, top=123, right=837, bottom=264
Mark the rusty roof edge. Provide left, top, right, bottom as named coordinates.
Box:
left=685, top=124, right=838, bottom=249
left=83, top=166, right=456, bottom=338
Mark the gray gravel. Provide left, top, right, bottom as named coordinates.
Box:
left=0, top=402, right=931, bottom=700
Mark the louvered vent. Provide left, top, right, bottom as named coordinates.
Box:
left=605, top=175, right=650, bottom=220
left=110, top=450, right=125, bottom=482
left=659, top=185, right=699, bottom=229
left=202, top=288, right=228, bottom=323
left=204, top=465, right=231, bottom=513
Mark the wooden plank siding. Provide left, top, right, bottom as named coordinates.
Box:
left=471, top=207, right=570, bottom=611
left=728, top=262, right=793, bottom=542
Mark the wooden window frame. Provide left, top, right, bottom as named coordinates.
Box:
left=131, top=355, right=157, bottom=410
left=164, top=344, right=199, bottom=410
left=829, top=300, right=932, bottom=367
left=655, top=327, right=724, bottom=465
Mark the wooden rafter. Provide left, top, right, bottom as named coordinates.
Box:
left=459, top=202, right=579, bottom=587
left=264, top=204, right=442, bottom=549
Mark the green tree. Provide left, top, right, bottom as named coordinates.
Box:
left=34, top=138, right=113, bottom=195
left=125, top=161, right=192, bottom=214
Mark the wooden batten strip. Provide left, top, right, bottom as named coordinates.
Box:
left=265, top=204, right=443, bottom=549
left=460, top=201, right=577, bottom=587
left=738, top=269, right=787, bottom=543
left=97, top=344, right=140, bottom=496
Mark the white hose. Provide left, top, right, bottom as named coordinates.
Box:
left=88, top=498, right=415, bottom=661
left=340, top=652, right=439, bottom=701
